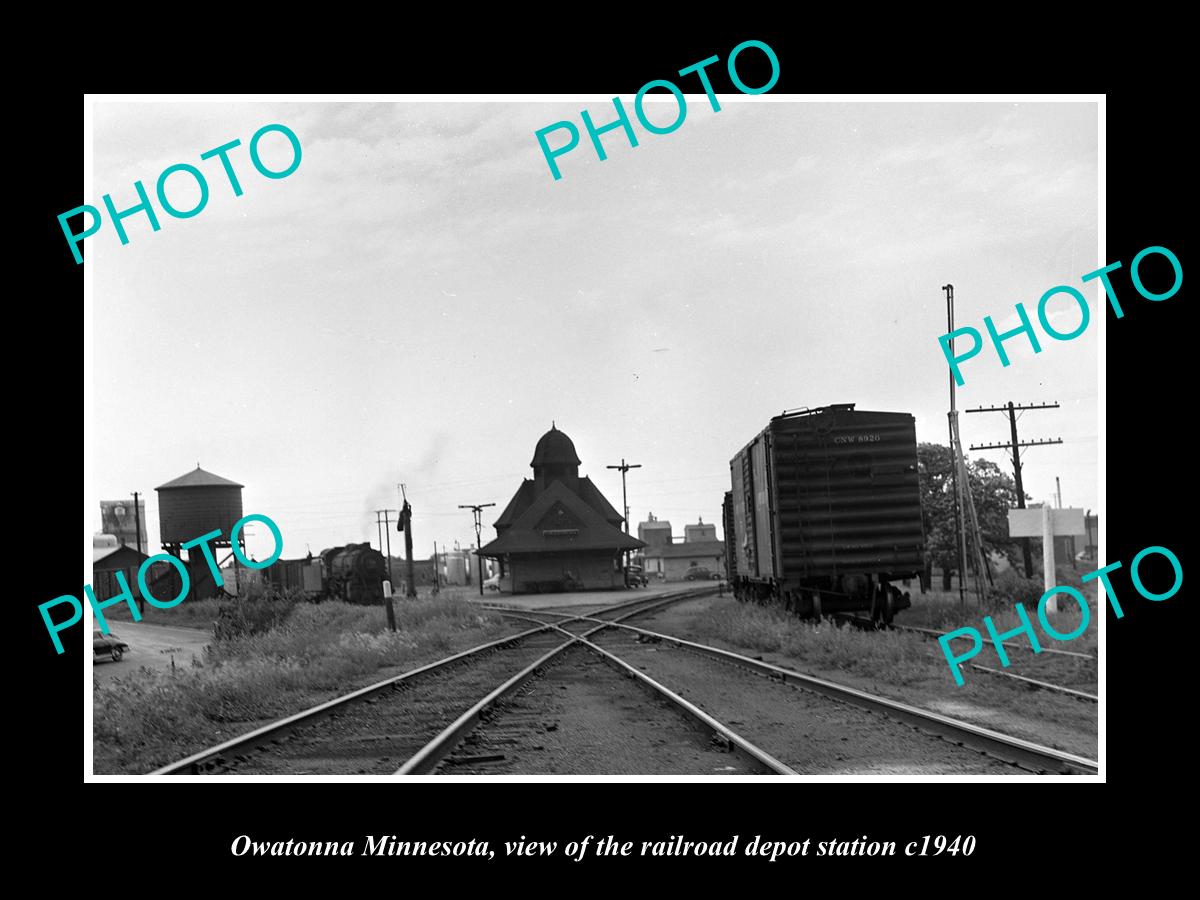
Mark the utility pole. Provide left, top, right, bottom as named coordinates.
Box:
left=131, top=491, right=145, bottom=614
left=458, top=503, right=496, bottom=596
left=943, top=285, right=967, bottom=612
left=432, top=542, right=440, bottom=596
left=967, top=401, right=1062, bottom=578
left=1055, top=476, right=1076, bottom=565
left=606, top=458, right=642, bottom=587
left=399, top=484, right=416, bottom=599
left=374, top=509, right=398, bottom=631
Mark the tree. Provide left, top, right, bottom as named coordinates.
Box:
left=917, top=443, right=1024, bottom=590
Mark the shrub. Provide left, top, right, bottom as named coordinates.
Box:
left=212, top=589, right=300, bottom=641
left=986, top=569, right=1044, bottom=608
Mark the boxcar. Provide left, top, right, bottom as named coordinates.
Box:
left=728, top=404, right=924, bottom=623
left=264, top=557, right=325, bottom=597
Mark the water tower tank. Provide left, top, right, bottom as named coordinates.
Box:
left=156, top=466, right=244, bottom=546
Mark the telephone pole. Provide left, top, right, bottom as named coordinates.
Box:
left=459, top=503, right=496, bottom=596
left=966, top=401, right=1062, bottom=578
left=374, top=509, right=398, bottom=631
left=606, top=458, right=641, bottom=587
left=132, top=491, right=144, bottom=615
left=432, top=542, right=441, bottom=596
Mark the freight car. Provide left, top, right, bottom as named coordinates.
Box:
left=264, top=543, right=387, bottom=604
left=728, top=404, right=924, bottom=624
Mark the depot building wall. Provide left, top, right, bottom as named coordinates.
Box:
left=509, top=550, right=624, bottom=593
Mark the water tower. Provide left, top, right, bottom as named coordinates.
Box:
left=156, top=465, right=245, bottom=599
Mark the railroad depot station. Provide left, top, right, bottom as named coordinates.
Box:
left=478, top=425, right=644, bottom=593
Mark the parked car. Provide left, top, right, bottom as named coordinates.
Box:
left=483, top=573, right=502, bottom=592
left=93, top=629, right=130, bottom=663
left=625, top=565, right=648, bottom=588
left=684, top=566, right=719, bottom=581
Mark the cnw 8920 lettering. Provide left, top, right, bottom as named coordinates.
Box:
left=723, top=404, right=924, bottom=624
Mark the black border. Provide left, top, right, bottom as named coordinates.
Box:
left=25, top=25, right=1186, bottom=880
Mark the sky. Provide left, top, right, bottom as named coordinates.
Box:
left=88, top=99, right=1099, bottom=562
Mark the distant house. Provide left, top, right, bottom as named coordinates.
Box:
left=92, top=536, right=178, bottom=607
left=647, top=541, right=726, bottom=581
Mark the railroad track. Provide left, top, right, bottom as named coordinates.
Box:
left=834, top=614, right=1098, bottom=703
left=494, top=607, right=1097, bottom=776
left=150, top=588, right=743, bottom=776
left=399, top=609, right=793, bottom=775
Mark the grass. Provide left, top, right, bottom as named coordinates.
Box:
left=693, top=600, right=935, bottom=684
left=92, top=596, right=509, bottom=775
left=899, top=564, right=1099, bottom=657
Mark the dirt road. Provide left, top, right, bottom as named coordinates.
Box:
left=92, top=621, right=211, bottom=684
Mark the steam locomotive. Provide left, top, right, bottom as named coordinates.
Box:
left=265, top=543, right=388, bottom=604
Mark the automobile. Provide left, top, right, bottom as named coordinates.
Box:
left=684, top=566, right=720, bottom=581
left=93, top=629, right=130, bottom=663
left=624, top=566, right=648, bottom=588
left=483, top=573, right=502, bottom=592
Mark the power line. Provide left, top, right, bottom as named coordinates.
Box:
left=458, top=503, right=496, bottom=596
left=966, top=400, right=1063, bottom=578
left=606, top=458, right=642, bottom=588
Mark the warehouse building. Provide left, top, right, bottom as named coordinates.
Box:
left=640, top=516, right=726, bottom=581
left=478, top=425, right=644, bottom=593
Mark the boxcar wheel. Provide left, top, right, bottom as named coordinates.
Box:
left=872, top=583, right=891, bottom=628
left=882, top=589, right=896, bottom=627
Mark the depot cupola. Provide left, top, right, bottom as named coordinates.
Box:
left=530, top=422, right=581, bottom=489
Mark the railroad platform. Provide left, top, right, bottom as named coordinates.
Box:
left=468, top=581, right=711, bottom=611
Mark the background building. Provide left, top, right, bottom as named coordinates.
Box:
left=92, top=534, right=173, bottom=608
left=684, top=517, right=716, bottom=543
left=638, top=513, right=673, bottom=550
left=479, top=425, right=644, bottom=593
left=641, top=516, right=725, bottom=581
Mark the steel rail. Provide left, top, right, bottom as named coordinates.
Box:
left=537, top=613, right=1097, bottom=776
left=545, top=624, right=798, bottom=776
left=887, top=620, right=1097, bottom=661
left=393, top=636, right=570, bottom=775
left=489, top=607, right=1099, bottom=705
left=393, top=589, right=717, bottom=775
left=396, top=602, right=792, bottom=776
left=148, top=589, right=707, bottom=776
left=968, top=664, right=1098, bottom=702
